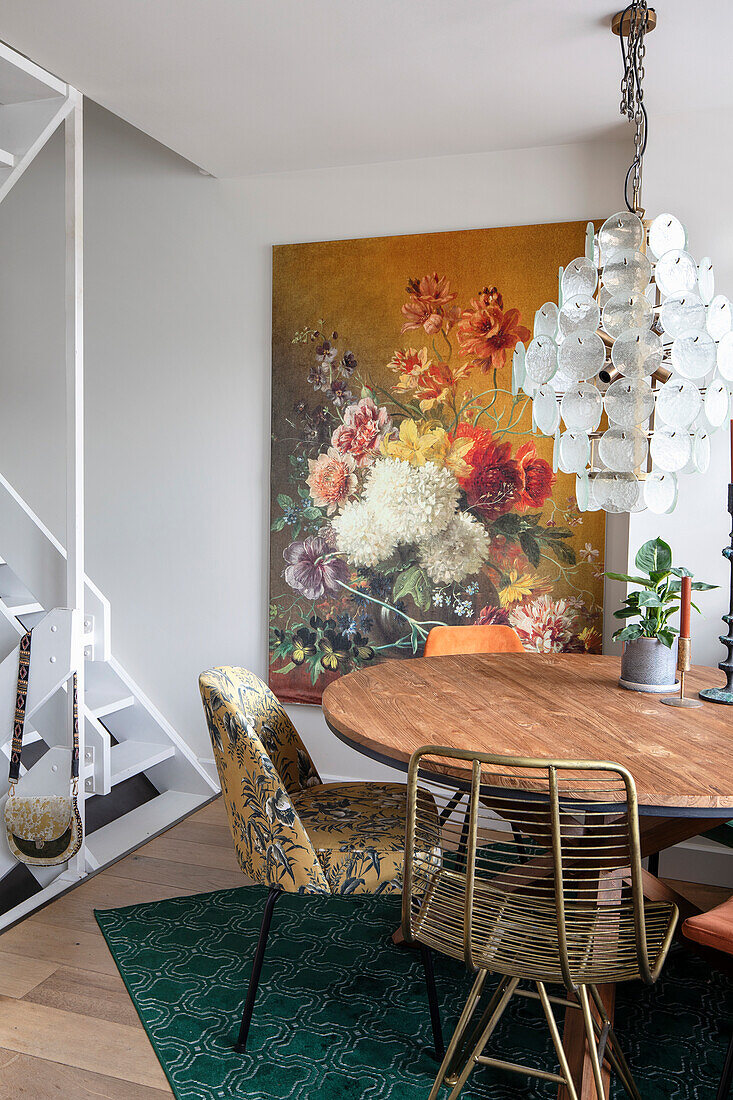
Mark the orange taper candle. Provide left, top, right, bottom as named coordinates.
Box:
left=680, top=575, right=692, bottom=639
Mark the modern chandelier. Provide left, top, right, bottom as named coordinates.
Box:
left=514, top=2, right=731, bottom=514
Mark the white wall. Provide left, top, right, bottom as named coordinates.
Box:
left=0, top=101, right=727, bottom=784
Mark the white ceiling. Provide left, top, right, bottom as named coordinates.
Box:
left=1, top=0, right=732, bottom=178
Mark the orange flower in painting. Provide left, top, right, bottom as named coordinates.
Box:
left=456, top=292, right=530, bottom=373
left=401, top=273, right=457, bottom=335
left=306, top=448, right=357, bottom=514
left=453, top=423, right=523, bottom=521
left=513, top=441, right=555, bottom=512
left=388, top=347, right=431, bottom=391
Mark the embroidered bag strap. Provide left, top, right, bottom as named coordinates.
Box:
left=8, top=631, right=32, bottom=788
left=71, top=673, right=79, bottom=789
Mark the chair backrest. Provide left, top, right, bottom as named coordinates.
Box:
left=199, top=667, right=330, bottom=894
left=423, top=625, right=524, bottom=657
left=402, top=745, right=657, bottom=990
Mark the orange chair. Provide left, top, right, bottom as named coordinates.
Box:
left=684, top=897, right=733, bottom=1097
left=423, top=624, right=524, bottom=657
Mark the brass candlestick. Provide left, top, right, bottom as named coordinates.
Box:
left=662, top=637, right=703, bottom=708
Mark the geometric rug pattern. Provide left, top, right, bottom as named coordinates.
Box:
left=95, top=886, right=733, bottom=1099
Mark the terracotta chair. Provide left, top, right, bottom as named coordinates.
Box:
left=423, top=624, right=524, bottom=657
left=198, top=666, right=442, bottom=1055
left=683, top=897, right=733, bottom=1097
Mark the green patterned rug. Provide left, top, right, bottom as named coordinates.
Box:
left=95, top=887, right=730, bottom=1099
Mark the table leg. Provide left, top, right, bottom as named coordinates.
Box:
left=559, top=984, right=615, bottom=1100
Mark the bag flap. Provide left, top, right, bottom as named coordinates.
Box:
left=4, top=795, right=74, bottom=842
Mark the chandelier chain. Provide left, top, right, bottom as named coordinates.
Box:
left=619, top=1, right=649, bottom=214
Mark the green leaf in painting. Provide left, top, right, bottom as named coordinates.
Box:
left=393, top=565, right=431, bottom=612
left=277, top=493, right=294, bottom=510
left=271, top=517, right=287, bottom=532
left=301, top=506, right=322, bottom=520
left=635, top=538, right=672, bottom=576
left=519, top=532, right=541, bottom=568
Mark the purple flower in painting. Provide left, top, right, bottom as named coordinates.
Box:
left=326, top=378, right=353, bottom=407
left=283, top=535, right=349, bottom=600
left=340, top=351, right=358, bottom=377
left=315, top=341, right=339, bottom=367
left=308, top=363, right=330, bottom=391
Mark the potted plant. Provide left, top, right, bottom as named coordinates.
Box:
left=606, top=537, right=717, bottom=693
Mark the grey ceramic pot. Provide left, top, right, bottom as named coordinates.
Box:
left=619, top=636, right=678, bottom=693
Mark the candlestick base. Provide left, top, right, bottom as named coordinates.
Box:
left=699, top=686, right=733, bottom=705
left=661, top=694, right=703, bottom=708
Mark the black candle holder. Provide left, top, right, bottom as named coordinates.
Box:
left=700, top=483, right=733, bottom=705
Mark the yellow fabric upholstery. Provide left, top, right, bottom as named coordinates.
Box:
left=199, top=667, right=409, bottom=897
left=292, top=782, right=408, bottom=895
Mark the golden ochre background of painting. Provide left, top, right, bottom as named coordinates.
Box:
left=270, top=220, right=606, bottom=701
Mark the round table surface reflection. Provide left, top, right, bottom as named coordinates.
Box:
left=321, top=653, right=732, bottom=816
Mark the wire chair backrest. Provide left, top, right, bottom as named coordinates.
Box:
left=402, top=745, right=653, bottom=990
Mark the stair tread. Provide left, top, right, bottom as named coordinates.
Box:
left=109, top=740, right=175, bottom=784
left=86, top=688, right=135, bottom=719
left=85, top=791, right=205, bottom=868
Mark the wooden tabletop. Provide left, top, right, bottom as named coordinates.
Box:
left=322, top=653, right=732, bottom=815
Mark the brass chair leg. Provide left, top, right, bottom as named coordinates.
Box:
left=578, top=985, right=607, bottom=1100
left=445, top=976, right=519, bottom=1100
left=588, top=985, right=642, bottom=1100
left=427, top=970, right=488, bottom=1100
left=536, top=982, right=579, bottom=1100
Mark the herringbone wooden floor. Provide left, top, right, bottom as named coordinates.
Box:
left=0, top=796, right=727, bottom=1099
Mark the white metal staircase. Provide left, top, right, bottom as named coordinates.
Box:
left=0, top=471, right=218, bottom=929
left=0, top=41, right=218, bottom=930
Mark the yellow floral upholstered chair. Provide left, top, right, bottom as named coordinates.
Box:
left=199, top=666, right=443, bottom=1055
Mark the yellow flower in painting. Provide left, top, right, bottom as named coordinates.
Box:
left=498, top=571, right=541, bottom=607
left=382, top=419, right=442, bottom=466
left=430, top=432, right=474, bottom=479
left=578, top=626, right=602, bottom=652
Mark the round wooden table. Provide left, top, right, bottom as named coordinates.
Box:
left=322, top=653, right=732, bottom=1099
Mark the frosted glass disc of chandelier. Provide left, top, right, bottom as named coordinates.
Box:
left=656, top=378, right=702, bottom=428
left=558, top=431, right=591, bottom=475
left=604, top=377, right=655, bottom=428
left=534, top=302, right=558, bottom=340
left=649, top=428, right=692, bottom=473
left=692, top=428, right=711, bottom=474
left=717, top=331, right=733, bottom=382
left=655, top=249, right=697, bottom=297
left=533, top=385, right=559, bottom=436
left=598, top=211, right=644, bottom=261
left=598, top=427, right=648, bottom=473
left=670, top=330, right=716, bottom=380
left=561, top=256, right=598, bottom=300
left=644, top=472, right=678, bottom=515
left=707, top=295, right=733, bottom=341
left=558, top=295, right=600, bottom=338
left=593, top=471, right=642, bottom=513
left=705, top=378, right=731, bottom=428
left=561, top=383, right=603, bottom=432
left=698, top=258, right=714, bottom=306
left=602, top=293, right=653, bottom=339
left=558, top=331, right=605, bottom=382
left=602, top=249, right=651, bottom=296
left=648, top=213, right=687, bottom=259
left=610, top=327, right=663, bottom=378
left=525, top=334, right=558, bottom=384
left=658, top=293, right=706, bottom=339
left=511, top=342, right=526, bottom=396
left=575, top=470, right=590, bottom=512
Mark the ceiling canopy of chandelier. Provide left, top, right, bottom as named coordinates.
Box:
left=515, top=2, right=730, bottom=515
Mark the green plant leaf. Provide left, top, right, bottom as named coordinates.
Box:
left=635, top=538, right=672, bottom=576
left=671, top=566, right=693, bottom=578
left=614, top=624, right=643, bottom=642
left=636, top=590, right=664, bottom=608
left=393, top=565, right=431, bottom=612
left=669, top=578, right=718, bottom=593
left=657, top=629, right=676, bottom=649
left=613, top=607, right=641, bottom=620
left=604, top=572, right=653, bottom=586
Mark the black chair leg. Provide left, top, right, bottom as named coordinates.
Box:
left=234, top=887, right=281, bottom=1053
left=420, top=944, right=445, bottom=1059
left=718, top=1027, right=733, bottom=1100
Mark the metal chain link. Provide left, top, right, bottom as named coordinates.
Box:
left=619, top=1, right=649, bottom=214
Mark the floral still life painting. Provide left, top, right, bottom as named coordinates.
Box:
left=270, top=223, right=606, bottom=704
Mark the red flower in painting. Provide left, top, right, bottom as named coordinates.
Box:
left=514, top=441, right=555, bottom=512
left=401, top=273, right=458, bottom=335
left=456, top=292, right=530, bottom=373
left=475, top=605, right=511, bottom=626
left=453, top=424, right=523, bottom=521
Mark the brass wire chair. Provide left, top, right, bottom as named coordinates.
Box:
left=402, top=746, right=679, bottom=1100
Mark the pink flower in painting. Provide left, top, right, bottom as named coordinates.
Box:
left=401, top=274, right=458, bottom=335
left=509, top=595, right=577, bottom=654
left=306, top=448, right=357, bottom=515
left=283, top=535, right=349, bottom=601
left=331, top=397, right=392, bottom=467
